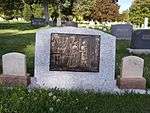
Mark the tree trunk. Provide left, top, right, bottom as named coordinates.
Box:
left=43, top=0, right=49, bottom=23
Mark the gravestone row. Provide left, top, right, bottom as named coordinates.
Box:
left=111, top=23, right=150, bottom=53
left=31, top=18, right=78, bottom=27
left=34, top=26, right=146, bottom=90
left=0, top=26, right=147, bottom=90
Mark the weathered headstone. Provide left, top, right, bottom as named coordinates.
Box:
left=118, top=56, right=146, bottom=89
left=0, top=52, right=30, bottom=86
left=111, top=24, right=133, bottom=40
left=3, top=52, right=26, bottom=76
left=34, top=27, right=116, bottom=91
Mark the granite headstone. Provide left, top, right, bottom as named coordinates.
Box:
left=131, top=29, right=150, bottom=49
left=111, top=24, right=133, bottom=40
left=34, top=27, right=116, bottom=91
left=31, top=18, right=46, bottom=26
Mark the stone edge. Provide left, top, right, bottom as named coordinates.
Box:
left=127, top=48, right=150, bottom=55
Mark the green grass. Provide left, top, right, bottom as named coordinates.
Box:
left=0, top=87, right=149, bottom=113
left=0, top=22, right=150, bottom=87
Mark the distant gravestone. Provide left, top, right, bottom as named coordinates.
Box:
left=31, top=18, right=46, bottom=26
left=0, top=52, right=30, bottom=86
left=61, top=21, right=78, bottom=27
left=131, top=29, right=150, bottom=49
left=144, top=17, right=149, bottom=29
left=57, top=18, right=61, bottom=27
left=89, top=20, right=95, bottom=28
left=118, top=56, right=146, bottom=89
left=111, top=24, right=133, bottom=40
left=34, top=27, right=117, bottom=91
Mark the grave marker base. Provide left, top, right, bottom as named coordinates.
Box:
left=0, top=75, right=30, bottom=86
left=117, top=78, right=146, bottom=89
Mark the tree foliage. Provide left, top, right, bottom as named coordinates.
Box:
left=92, top=0, right=119, bottom=22
left=23, top=3, right=43, bottom=21
left=73, top=0, right=94, bottom=21
left=0, top=0, right=24, bottom=20
left=23, top=4, right=32, bottom=21
left=129, top=0, right=150, bottom=25
left=23, top=0, right=75, bottom=21
left=118, top=10, right=129, bottom=22
left=0, top=0, right=119, bottom=22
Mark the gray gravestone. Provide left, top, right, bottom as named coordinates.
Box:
left=31, top=18, right=46, bottom=26
left=131, top=29, right=150, bottom=49
left=61, top=21, right=78, bottom=27
left=34, top=27, right=116, bottom=91
left=111, top=24, right=133, bottom=40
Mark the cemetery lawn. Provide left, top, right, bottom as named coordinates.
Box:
left=0, top=87, right=149, bottom=113
left=0, top=22, right=150, bottom=88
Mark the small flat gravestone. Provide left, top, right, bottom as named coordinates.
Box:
left=0, top=52, right=30, bottom=86
left=118, top=56, right=146, bottom=89
left=128, top=29, right=150, bottom=54
left=111, top=24, right=133, bottom=40
left=34, top=27, right=117, bottom=91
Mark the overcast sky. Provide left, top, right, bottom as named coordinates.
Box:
left=118, top=0, right=133, bottom=13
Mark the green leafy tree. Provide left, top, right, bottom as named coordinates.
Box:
left=61, top=0, right=75, bottom=18
left=33, top=4, right=44, bottom=18
left=23, top=4, right=32, bottom=21
left=0, top=0, right=24, bottom=20
left=23, top=0, right=76, bottom=22
left=118, top=10, right=129, bottom=22
left=24, top=0, right=54, bottom=22
left=92, top=0, right=119, bottom=22
left=23, top=3, right=43, bottom=21
left=129, top=0, right=150, bottom=25
left=73, top=0, right=94, bottom=20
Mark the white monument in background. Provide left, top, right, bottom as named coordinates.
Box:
left=144, top=17, right=149, bottom=29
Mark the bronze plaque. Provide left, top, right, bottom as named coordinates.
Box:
left=49, top=33, right=100, bottom=72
